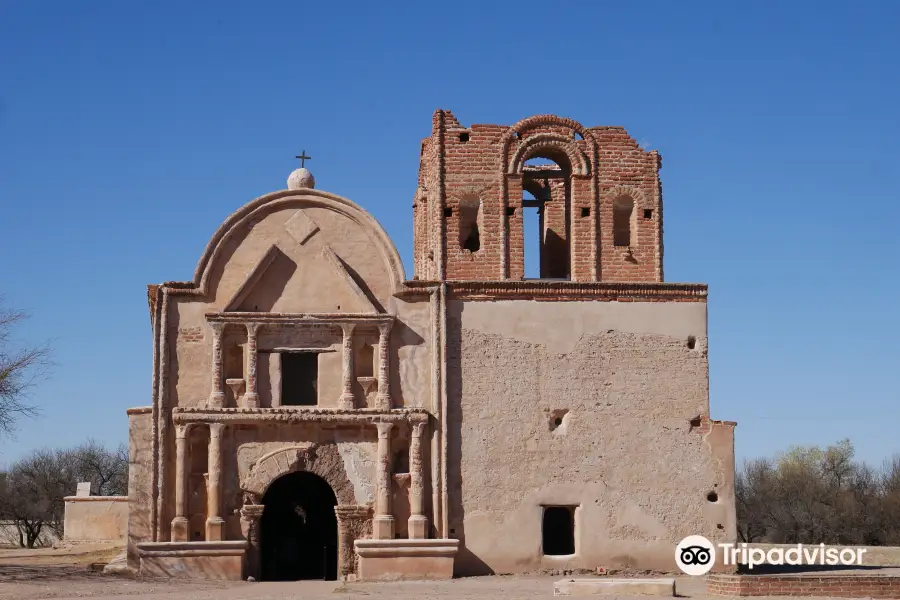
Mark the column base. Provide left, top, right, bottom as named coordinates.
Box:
left=408, top=515, right=428, bottom=539
left=338, top=393, right=355, bottom=410
left=206, top=517, right=225, bottom=541
left=171, top=516, right=189, bottom=542
left=242, top=392, right=259, bottom=409
left=207, top=392, right=225, bottom=409
left=372, top=515, right=394, bottom=540
left=375, top=394, right=391, bottom=411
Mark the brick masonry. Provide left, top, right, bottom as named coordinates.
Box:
left=707, top=573, right=900, bottom=598
left=413, top=111, right=663, bottom=283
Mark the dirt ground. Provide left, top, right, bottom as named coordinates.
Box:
left=2, top=544, right=900, bottom=600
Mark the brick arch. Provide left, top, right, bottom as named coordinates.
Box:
left=499, top=114, right=593, bottom=147
left=607, top=185, right=649, bottom=207
left=508, top=133, right=590, bottom=176
left=240, top=443, right=357, bottom=505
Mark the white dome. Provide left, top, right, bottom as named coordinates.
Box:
left=287, top=168, right=315, bottom=190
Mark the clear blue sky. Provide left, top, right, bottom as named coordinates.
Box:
left=1, top=1, right=898, bottom=468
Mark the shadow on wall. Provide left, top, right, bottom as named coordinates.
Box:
left=446, top=300, right=495, bottom=577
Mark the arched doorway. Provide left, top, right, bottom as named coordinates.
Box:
left=260, top=471, right=338, bottom=580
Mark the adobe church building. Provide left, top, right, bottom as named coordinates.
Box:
left=125, top=111, right=737, bottom=581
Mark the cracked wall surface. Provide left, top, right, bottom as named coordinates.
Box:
left=446, top=299, right=735, bottom=575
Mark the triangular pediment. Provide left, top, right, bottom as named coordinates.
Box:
left=224, top=242, right=379, bottom=314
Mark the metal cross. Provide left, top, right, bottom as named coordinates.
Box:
left=295, top=151, right=312, bottom=168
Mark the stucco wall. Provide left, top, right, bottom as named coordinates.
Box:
left=126, top=408, right=154, bottom=566
left=64, top=496, right=129, bottom=542
left=446, top=299, right=735, bottom=575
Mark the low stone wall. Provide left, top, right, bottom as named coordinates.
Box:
left=707, top=573, right=900, bottom=598
left=63, top=496, right=128, bottom=542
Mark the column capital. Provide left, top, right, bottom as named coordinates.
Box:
left=375, top=421, right=393, bottom=438
left=209, top=422, right=226, bottom=439
left=377, top=320, right=393, bottom=335
left=208, top=321, right=226, bottom=334
left=174, top=423, right=193, bottom=440
left=240, top=504, right=265, bottom=521
left=410, top=419, right=427, bottom=438
left=340, top=322, right=357, bottom=335
left=245, top=322, right=261, bottom=335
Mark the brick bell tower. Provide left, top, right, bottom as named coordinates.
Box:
left=412, top=111, right=664, bottom=283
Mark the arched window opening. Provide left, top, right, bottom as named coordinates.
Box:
left=522, top=155, right=571, bottom=279
left=613, top=196, right=635, bottom=247
left=458, top=197, right=482, bottom=253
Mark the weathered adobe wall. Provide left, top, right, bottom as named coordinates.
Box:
left=413, top=111, right=663, bottom=283
left=126, top=408, right=154, bottom=568
left=63, top=496, right=128, bottom=542
left=446, top=299, right=735, bottom=575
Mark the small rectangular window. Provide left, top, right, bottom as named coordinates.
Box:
left=281, top=353, right=318, bottom=406
left=542, top=505, right=576, bottom=556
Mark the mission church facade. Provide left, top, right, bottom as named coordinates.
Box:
left=125, top=111, right=737, bottom=581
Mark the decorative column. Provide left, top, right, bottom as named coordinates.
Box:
left=240, top=504, right=265, bottom=580
left=243, top=323, right=260, bottom=408
left=206, top=423, right=226, bottom=541
left=171, top=423, right=191, bottom=541
left=207, top=322, right=226, bottom=408
left=373, top=421, right=394, bottom=539
left=408, top=419, right=429, bottom=539
left=338, top=324, right=356, bottom=410
left=375, top=321, right=393, bottom=410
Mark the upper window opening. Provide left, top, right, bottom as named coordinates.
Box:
left=357, top=343, right=374, bottom=378
left=458, top=197, right=482, bottom=253
left=281, top=352, right=318, bottom=406
left=613, top=196, right=635, bottom=247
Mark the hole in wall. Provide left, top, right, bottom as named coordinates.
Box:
left=717, top=523, right=725, bottom=530
left=506, top=206, right=516, bottom=216
left=707, top=491, right=719, bottom=503
left=687, top=336, right=697, bottom=350
left=644, top=209, right=653, bottom=219
left=459, top=132, right=469, bottom=143
left=581, top=207, right=590, bottom=218
left=574, top=131, right=584, bottom=140
left=549, top=409, right=570, bottom=434
left=689, top=416, right=702, bottom=428
left=443, top=207, right=452, bottom=218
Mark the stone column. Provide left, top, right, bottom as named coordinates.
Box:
left=171, top=423, right=191, bottom=541
left=408, top=419, right=429, bottom=539
left=375, top=321, right=393, bottom=410
left=206, top=423, right=226, bottom=541
left=373, top=421, right=394, bottom=539
left=338, top=324, right=356, bottom=410
left=240, top=504, right=265, bottom=580
left=243, top=323, right=260, bottom=408
left=207, top=322, right=226, bottom=408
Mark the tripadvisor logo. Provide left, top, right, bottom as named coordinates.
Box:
left=676, top=535, right=716, bottom=576
left=675, top=535, right=869, bottom=575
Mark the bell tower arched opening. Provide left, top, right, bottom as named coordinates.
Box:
left=260, top=471, right=338, bottom=581
left=522, top=154, right=572, bottom=280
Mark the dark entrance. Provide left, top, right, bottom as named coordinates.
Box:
left=260, top=471, right=338, bottom=580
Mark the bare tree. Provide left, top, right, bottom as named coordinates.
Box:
left=0, top=299, right=51, bottom=437
left=0, top=441, right=128, bottom=547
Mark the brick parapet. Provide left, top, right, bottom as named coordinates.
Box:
left=707, top=573, right=900, bottom=598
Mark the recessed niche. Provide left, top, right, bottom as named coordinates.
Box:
left=687, top=336, right=697, bottom=350
left=644, top=209, right=653, bottom=219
